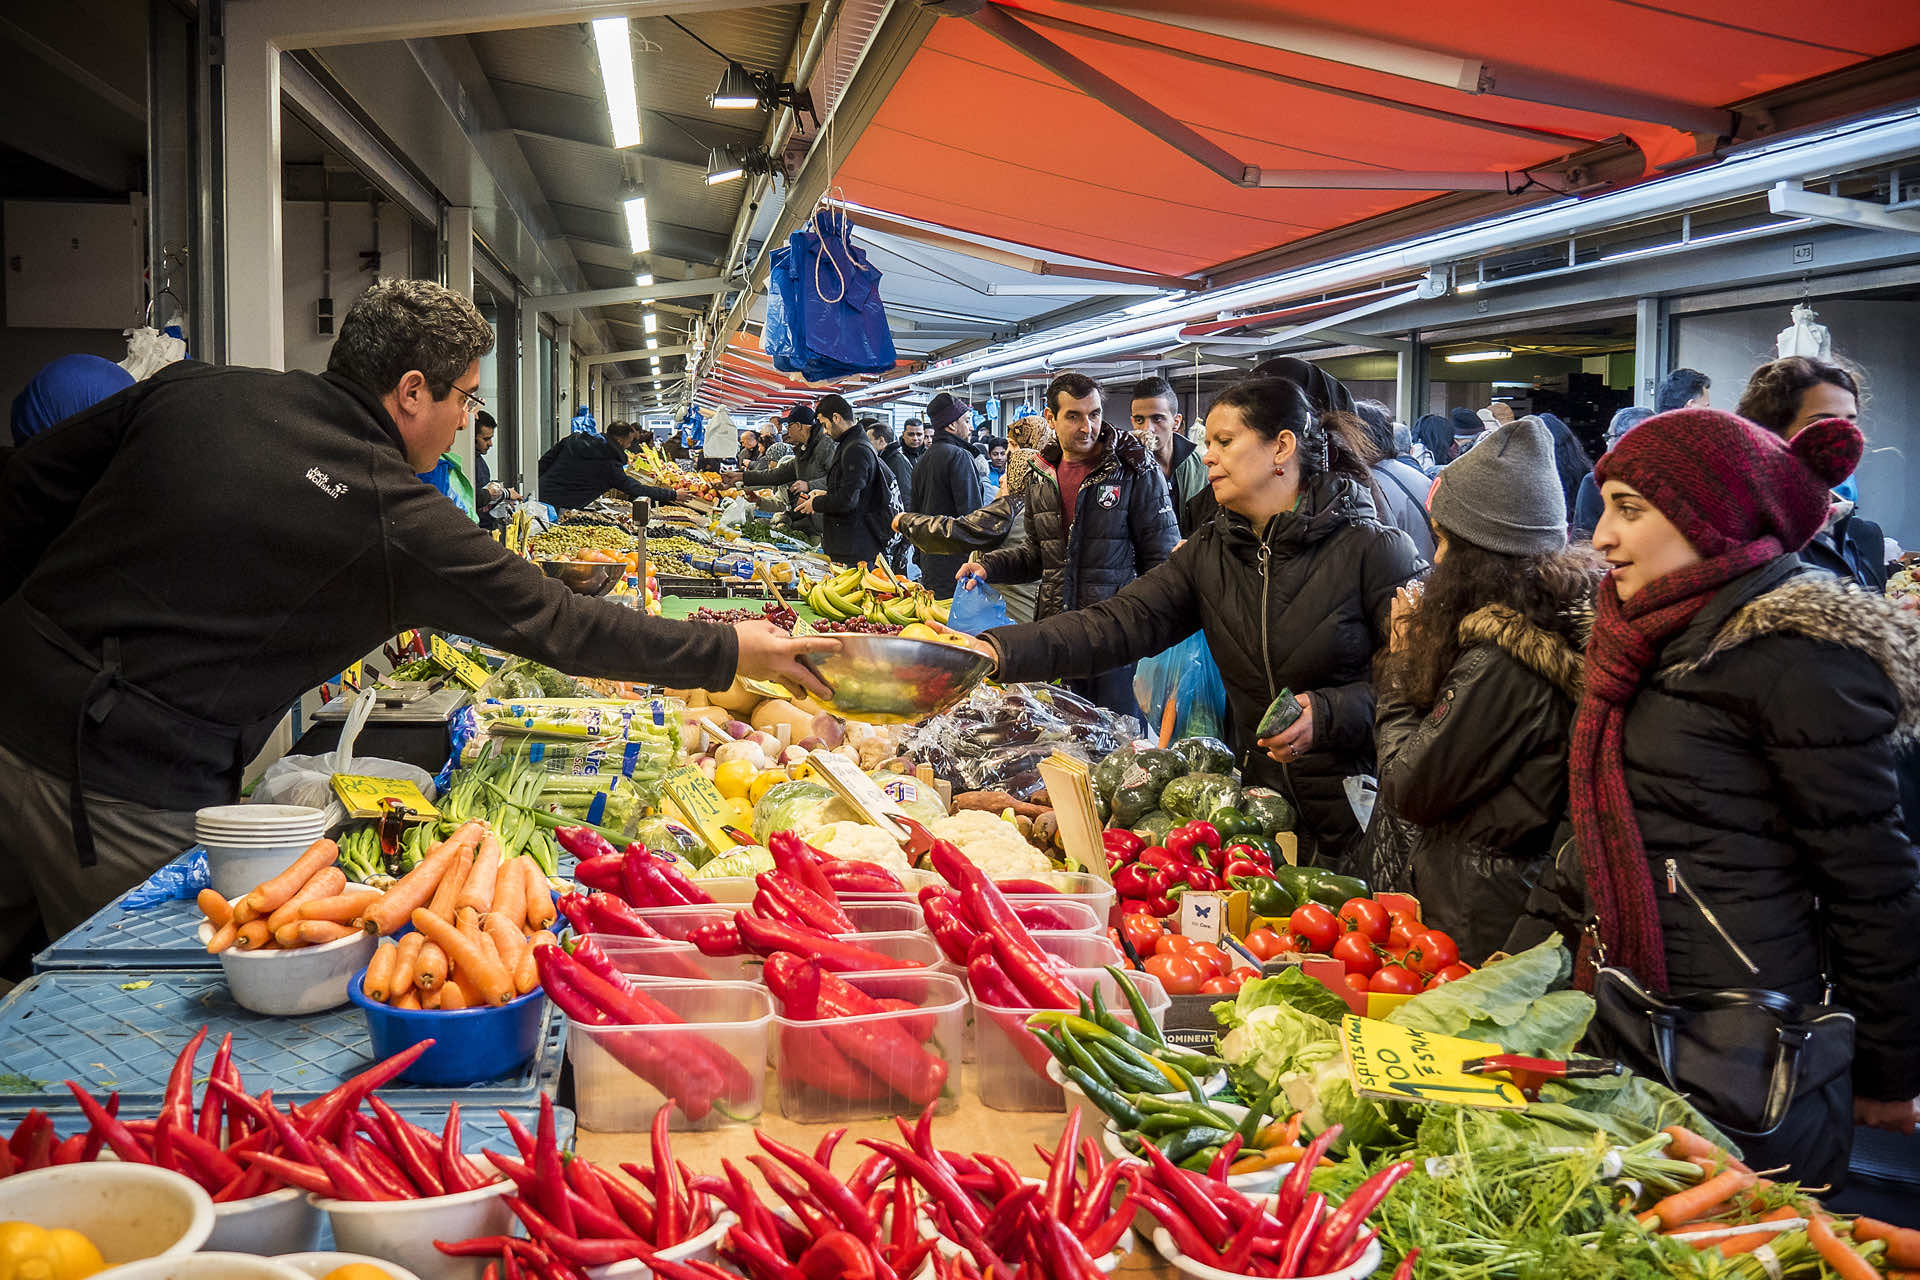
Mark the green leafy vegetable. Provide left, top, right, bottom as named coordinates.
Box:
left=1383, top=937, right=1593, bottom=1056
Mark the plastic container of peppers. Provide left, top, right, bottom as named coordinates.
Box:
left=1001, top=872, right=1117, bottom=923
left=973, top=967, right=1169, bottom=1112
left=770, top=970, right=968, bottom=1123
left=686, top=868, right=938, bottom=905
left=566, top=980, right=773, bottom=1132
left=590, top=933, right=762, bottom=984
left=632, top=900, right=926, bottom=938
left=1029, top=930, right=1124, bottom=970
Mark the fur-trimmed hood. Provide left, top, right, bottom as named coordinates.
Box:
left=1458, top=603, right=1586, bottom=700
left=1699, top=574, right=1920, bottom=741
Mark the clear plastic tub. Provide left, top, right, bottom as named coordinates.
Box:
left=690, top=868, right=934, bottom=905
left=1031, top=931, right=1124, bottom=970
left=1003, top=873, right=1116, bottom=924
left=566, top=981, right=771, bottom=1132
left=1009, top=899, right=1102, bottom=934
left=973, top=967, right=1168, bottom=1112
left=771, top=971, right=967, bottom=1122
left=590, top=934, right=759, bottom=984
left=633, top=900, right=925, bottom=938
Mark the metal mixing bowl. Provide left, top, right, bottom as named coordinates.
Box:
left=799, top=634, right=994, bottom=722
left=539, top=558, right=623, bottom=596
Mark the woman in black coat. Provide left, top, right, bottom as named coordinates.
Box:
left=976, top=378, right=1421, bottom=867
left=1373, top=417, right=1603, bottom=964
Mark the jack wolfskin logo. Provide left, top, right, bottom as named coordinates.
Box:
left=306, top=467, right=347, bottom=499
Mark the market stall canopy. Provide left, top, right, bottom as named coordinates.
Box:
left=838, top=0, right=1920, bottom=278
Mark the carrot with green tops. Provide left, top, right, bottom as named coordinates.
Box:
left=1853, top=1217, right=1920, bottom=1268
left=244, top=838, right=341, bottom=914
left=1673, top=1206, right=1802, bottom=1254
left=1640, top=1167, right=1757, bottom=1230
left=1660, top=1125, right=1752, bottom=1173
left=411, top=907, right=514, bottom=1005
left=1811, top=1214, right=1880, bottom=1280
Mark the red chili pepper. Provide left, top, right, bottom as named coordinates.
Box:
left=237, top=1150, right=336, bottom=1197
left=755, top=1130, right=878, bottom=1238
left=199, top=1032, right=233, bottom=1147
left=163, top=1025, right=208, bottom=1136
left=797, top=1232, right=875, bottom=1280
left=734, top=914, right=914, bottom=972
left=65, top=1083, right=150, bottom=1164
left=368, top=1096, right=445, bottom=1197
left=1138, top=1142, right=1232, bottom=1239
left=769, top=830, right=838, bottom=902
left=573, top=853, right=626, bottom=894
left=1280, top=1192, right=1326, bottom=1277
left=1276, top=1123, right=1341, bottom=1226
left=585, top=892, right=667, bottom=939
left=168, top=1125, right=243, bottom=1188
left=218, top=1054, right=246, bottom=1147
left=1041, top=1106, right=1080, bottom=1223
left=820, top=860, right=903, bottom=893
left=556, top=826, right=622, bottom=863
left=309, top=1138, right=385, bottom=1201
left=1304, top=1158, right=1412, bottom=1274
left=47, top=1134, right=87, bottom=1167
left=440, top=1104, right=481, bottom=1193
left=536, top=945, right=727, bottom=1120
left=643, top=848, right=715, bottom=905
left=922, top=896, right=979, bottom=965
left=757, top=870, right=855, bottom=933
left=995, top=879, right=1060, bottom=895
left=724, top=1223, right=804, bottom=1280
left=348, top=1134, right=414, bottom=1200
left=858, top=1139, right=985, bottom=1238
left=295, top=1039, right=435, bottom=1143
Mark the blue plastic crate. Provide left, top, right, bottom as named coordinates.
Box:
left=0, top=972, right=566, bottom=1113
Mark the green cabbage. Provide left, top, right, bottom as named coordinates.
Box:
left=751, top=780, right=857, bottom=844
left=690, top=845, right=776, bottom=879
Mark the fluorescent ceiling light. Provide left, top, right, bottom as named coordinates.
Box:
left=710, top=63, right=760, bottom=110
left=705, top=147, right=745, bottom=185
left=1455, top=280, right=1481, bottom=295
left=592, top=18, right=642, bottom=149
left=643, top=312, right=658, bottom=334
left=1444, top=348, right=1511, bottom=363
left=634, top=273, right=654, bottom=287
left=646, top=337, right=659, bottom=350
left=623, top=196, right=650, bottom=254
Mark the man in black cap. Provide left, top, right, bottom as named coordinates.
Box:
left=902, top=392, right=985, bottom=593
left=735, top=404, right=836, bottom=540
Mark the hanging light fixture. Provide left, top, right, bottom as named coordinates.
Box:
left=643, top=312, right=658, bottom=334
left=709, top=62, right=760, bottom=110
left=705, top=146, right=746, bottom=186
left=622, top=190, right=650, bottom=254
left=591, top=18, right=642, bottom=149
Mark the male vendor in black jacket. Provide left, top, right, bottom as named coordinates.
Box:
left=0, top=280, right=835, bottom=957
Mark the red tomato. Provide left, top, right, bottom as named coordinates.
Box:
left=1330, top=931, right=1381, bottom=977
left=1160, top=932, right=1201, bottom=956
left=1192, top=944, right=1233, bottom=979
left=1386, top=916, right=1421, bottom=953
left=1369, top=963, right=1424, bottom=994
left=1243, top=926, right=1286, bottom=961
left=1289, top=903, right=1339, bottom=953
left=1144, top=952, right=1206, bottom=996
left=1336, top=898, right=1390, bottom=944
left=1138, top=846, right=1180, bottom=872
left=1119, top=913, right=1164, bottom=955
left=1198, top=974, right=1238, bottom=995
left=1228, top=966, right=1259, bottom=985
left=1406, top=929, right=1461, bottom=976
left=1428, top=962, right=1474, bottom=985
left=1342, top=972, right=1371, bottom=994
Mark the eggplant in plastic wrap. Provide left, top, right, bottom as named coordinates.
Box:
left=902, top=682, right=1143, bottom=800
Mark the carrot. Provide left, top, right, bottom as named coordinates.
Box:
left=393, top=989, right=422, bottom=1010
left=1679, top=1207, right=1803, bottom=1255
left=245, top=838, right=341, bottom=915
left=457, top=907, right=485, bottom=948
left=290, top=921, right=355, bottom=946
left=1230, top=1146, right=1303, bottom=1175
left=420, top=986, right=443, bottom=1010
left=231, top=896, right=261, bottom=925
left=297, top=887, right=384, bottom=925
left=448, top=971, right=483, bottom=1008
left=364, top=940, right=399, bottom=1002
left=416, top=941, right=449, bottom=992
left=428, top=848, right=475, bottom=921
left=483, top=914, right=529, bottom=986
left=458, top=834, right=504, bottom=914
left=390, top=934, right=426, bottom=1005
left=529, top=929, right=559, bottom=952
left=234, top=920, right=272, bottom=951
left=266, top=867, right=346, bottom=932
left=411, top=907, right=514, bottom=1005
left=522, top=858, right=556, bottom=931
left=1157, top=692, right=1178, bottom=748
left=1853, top=1218, right=1920, bottom=1268
left=1811, top=1214, right=1880, bottom=1280
left=512, top=946, right=539, bottom=996
left=197, top=889, right=233, bottom=927
left=438, top=982, right=469, bottom=1011
left=489, top=856, right=527, bottom=932
left=1662, top=1125, right=1752, bottom=1174
left=358, top=844, right=458, bottom=936
left=206, top=919, right=241, bottom=955
left=1645, top=1168, right=1757, bottom=1230
left=476, top=930, right=506, bottom=984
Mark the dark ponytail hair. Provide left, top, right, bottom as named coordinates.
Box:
left=1207, top=378, right=1371, bottom=488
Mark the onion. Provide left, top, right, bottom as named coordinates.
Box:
left=810, top=715, right=845, bottom=747
left=725, top=720, right=753, bottom=740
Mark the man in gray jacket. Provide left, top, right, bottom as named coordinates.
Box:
left=736, top=404, right=834, bottom=540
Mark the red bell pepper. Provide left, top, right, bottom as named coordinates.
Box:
left=819, top=860, right=902, bottom=893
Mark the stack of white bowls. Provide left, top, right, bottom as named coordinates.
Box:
left=195, top=804, right=328, bottom=898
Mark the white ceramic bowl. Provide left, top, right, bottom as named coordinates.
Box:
left=587, top=1211, right=736, bottom=1279
left=205, top=1186, right=327, bottom=1255
left=312, top=1177, right=513, bottom=1280
left=276, top=1252, right=426, bottom=1280
left=208, top=921, right=378, bottom=1016
left=1102, top=1105, right=1293, bottom=1198
left=0, top=1163, right=214, bottom=1264
left=98, top=1255, right=315, bottom=1280
left=203, top=839, right=327, bottom=900
left=1151, top=1229, right=1381, bottom=1280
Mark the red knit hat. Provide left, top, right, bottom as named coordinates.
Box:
left=1593, top=409, right=1863, bottom=557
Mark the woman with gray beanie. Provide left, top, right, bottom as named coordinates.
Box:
left=1372, top=417, right=1605, bottom=962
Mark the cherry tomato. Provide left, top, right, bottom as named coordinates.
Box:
left=1289, top=903, right=1339, bottom=953
left=1429, top=962, right=1474, bottom=985
left=1336, top=897, right=1390, bottom=944
left=1103, top=828, right=1146, bottom=857
left=1386, top=916, right=1421, bottom=953
left=1369, top=963, right=1424, bottom=994
left=1406, top=929, right=1461, bottom=976
left=1138, top=846, right=1181, bottom=872
left=1330, top=931, right=1381, bottom=977
left=1243, top=926, right=1287, bottom=962
left=1119, top=913, right=1163, bottom=955
left=1342, top=972, right=1371, bottom=995
left=1144, top=952, right=1206, bottom=996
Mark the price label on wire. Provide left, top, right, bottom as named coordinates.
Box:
left=1342, top=1015, right=1528, bottom=1111
left=428, top=634, right=491, bottom=690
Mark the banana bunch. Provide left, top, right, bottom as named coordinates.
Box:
left=499, top=506, right=534, bottom=556
left=805, top=561, right=953, bottom=625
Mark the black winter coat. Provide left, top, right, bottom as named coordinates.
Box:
left=1375, top=604, right=1584, bottom=964
left=909, top=432, right=986, bottom=593
left=1576, top=557, right=1920, bottom=1104
left=989, top=473, right=1421, bottom=862
left=810, top=429, right=895, bottom=567
left=538, top=433, right=672, bottom=511
left=977, top=428, right=1178, bottom=619
left=877, top=441, right=914, bottom=518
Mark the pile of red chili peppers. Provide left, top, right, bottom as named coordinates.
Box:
left=563, top=827, right=905, bottom=908
left=684, top=834, right=928, bottom=971
left=437, top=1097, right=714, bottom=1274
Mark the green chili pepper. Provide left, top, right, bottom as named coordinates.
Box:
left=1161, top=1126, right=1236, bottom=1164
left=1056, top=1024, right=1112, bottom=1090
left=1105, top=966, right=1168, bottom=1046
left=1065, top=1066, right=1141, bottom=1129
left=1239, top=1078, right=1284, bottom=1145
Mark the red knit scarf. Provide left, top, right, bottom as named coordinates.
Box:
left=1569, top=539, right=1783, bottom=990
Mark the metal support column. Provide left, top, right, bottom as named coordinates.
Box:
left=518, top=304, right=541, bottom=490
left=444, top=206, right=476, bottom=488
left=147, top=0, right=197, bottom=346
left=221, top=2, right=286, bottom=369
left=1395, top=331, right=1423, bottom=426
left=1634, top=297, right=1668, bottom=407
left=554, top=321, right=572, bottom=429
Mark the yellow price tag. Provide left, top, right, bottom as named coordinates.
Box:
left=1341, top=1014, right=1529, bottom=1111
left=332, top=774, right=441, bottom=821
left=341, top=661, right=364, bottom=690
left=428, top=634, right=492, bottom=691
left=661, top=766, right=738, bottom=856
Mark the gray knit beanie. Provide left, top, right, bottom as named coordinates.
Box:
left=1428, top=416, right=1567, bottom=556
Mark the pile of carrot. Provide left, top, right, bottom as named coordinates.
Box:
left=201, top=837, right=381, bottom=952
left=358, top=821, right=559, bottom=1011
left=1637, top=1125, right=1920, bottom=1277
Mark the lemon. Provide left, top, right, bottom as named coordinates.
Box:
left=724, top=796, right=754, bottom=826
left=0, top=1223, right=105, bottom=1280
left=40, top=1233, right=101, bottom=1280
left=712, top=758, right=757, bottom=800
left=321, top=1266, right=393, bottom=1280
left=747, top=768, right=787, bottom=805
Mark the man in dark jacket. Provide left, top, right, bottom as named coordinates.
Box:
left=900, top=418, right=928, bottom=466
left=967, top=372, right=1178, bottom=720
left=1131, top=376, right=1211, bottom=537
left=538, top=419, right=682, bottom=512
left=869, top=420, right=916, bottom=574
left=738, top=405, right=834, bottom=540
left=908, top=393, right=986, bottom=594
left=794, top=396, right=898, bottom=567
left=0, top=280, right=835, bottom=955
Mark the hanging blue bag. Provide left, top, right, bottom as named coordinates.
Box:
left=790, top=208, right=897, bottom=375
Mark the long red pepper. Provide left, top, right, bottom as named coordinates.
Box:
left=755, top=1131, right=877, bottom=1237
left=758, top=870, right=855, bottom=933
left=769, top=831, right=838, bottom=902
left=163, top=1026, right=208, bottom=1135
left=533, top=1093, right=576, bottom=1233
left=349, top=1134, right=415, bottom=1200
left=441, top=1104, right=478, bottom=1192
left=573, top=853, right=625, bottom=894
left=199, top=1032, right=233, bottom=1146
left=819, top=861, right=902, bottom=894
left=556, top=825, right=621, bottom=862
left=368, top=1097, right=444, bottom=1197
left=733, top=914, right=914, bottom=972
left=1304, top=1159, right=1412, bottom=1274
left=65, top=1084, right=149, bottom=1164
left=536, top=946, right=733, bottom=1116
left=642, top=846, right=714, bottom=905
left=922, top=896, right=978, bottom=965
left=295, top=1039, right=435, bottom=1141
left=308, top=1139, right=381, bottom=1201
left=1276, top=1123, right=1341, bottom=1225
left=1280, top=1193, right=1326, bottom=1277
left=239, top=1150, right=335, bottom=1196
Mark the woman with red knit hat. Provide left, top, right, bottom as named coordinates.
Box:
left=1570, top=408, right=1920, bottom=1185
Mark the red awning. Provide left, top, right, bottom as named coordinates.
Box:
left=838, top=1, right=1920, bottom=276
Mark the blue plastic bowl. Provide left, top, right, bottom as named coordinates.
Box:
left=348, top=965, right=547, bottom=1085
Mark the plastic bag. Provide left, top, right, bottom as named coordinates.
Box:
left=252, top=688, right=439, bottom=827
left=793, top=209, right=898, bottom=376
left=1776, top=302, right=1832, bottom=360
left=122, top=849, right=210, bottom=908
left=1133, top=632, right=1226, bottom=744
left=901, top=682, right=1139, bottom=799
left=947, top=580, right=1013, bottom=634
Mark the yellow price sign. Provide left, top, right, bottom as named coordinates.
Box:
left=341, top=661, right=364, bottom=690
left=1341, top=1014, right=1529, bottom=1111
left=661, top=766, right=739, bottom=855
left=332, top=774, right=441, bottom=821
left=428, top=634, right=491, bottom=691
